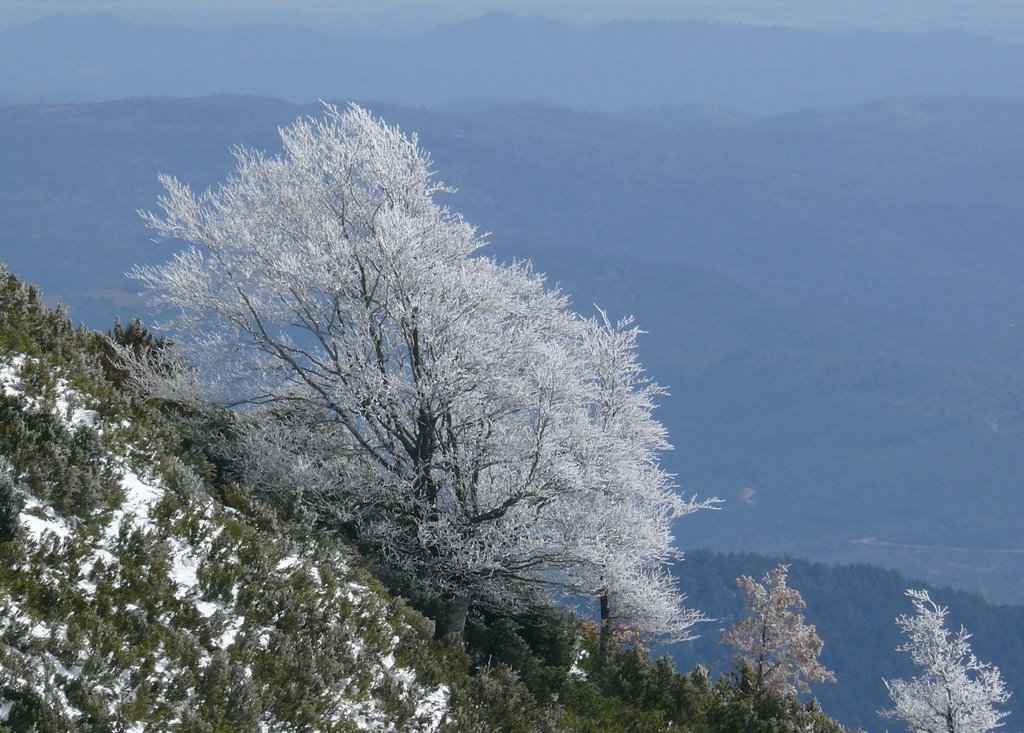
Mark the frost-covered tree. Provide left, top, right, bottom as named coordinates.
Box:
left=881, top=589, right=1010, bottom=733
left=721, top=564, right=835, bottom=698
left=131, top=103, right=716, bottom=638
left=569, top=312, right=715, bottom=664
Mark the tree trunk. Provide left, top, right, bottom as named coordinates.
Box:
left=598, top=590, right=612, bottom=669
left=434, top=595, right=469, bottom=642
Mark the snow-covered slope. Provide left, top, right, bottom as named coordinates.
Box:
left=0, top=351, right=450, bottom=729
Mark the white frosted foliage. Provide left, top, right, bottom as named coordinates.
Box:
left=133, top=103, right=716, bottom=639
left=881, top=589, right=1011, bottom=733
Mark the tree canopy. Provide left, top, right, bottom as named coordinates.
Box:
left=882, top=589, right=1010, bottom=733
left=721, top=564, right=835, bottom=698
left=132, top=103, right=716, bottom=639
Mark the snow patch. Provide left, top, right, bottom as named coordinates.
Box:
left=195, top=600, right=220, bottom=618
left=119, top=469, right=164, bottom=517
left=416, top=684, right=450, bottom=733
left=168, top=539, right=201, bottom=597
left=392, top=667, right=416, bottom=687
left=20, top=497, right=72, bottom=542
left=0, top=354, right=26, bottom=396
left=218, top=615, right=244, bottom=649
left=70, top=408, right=101, bottom=429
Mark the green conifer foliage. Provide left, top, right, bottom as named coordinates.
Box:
left=0, top=462, right=22, bottom=543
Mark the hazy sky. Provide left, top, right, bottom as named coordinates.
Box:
left=2, top=0, right=1024, bottom=40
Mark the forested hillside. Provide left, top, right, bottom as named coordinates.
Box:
left=670, top=551, right=1024, bottom=731
left=0, top=267, right=855, bottom=731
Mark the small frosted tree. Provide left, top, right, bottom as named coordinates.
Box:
left=881, top=589, right=1010, bottom=733
left=131, top=103, right=716, bottom=640
left=721, top=564, right=835, bottom=698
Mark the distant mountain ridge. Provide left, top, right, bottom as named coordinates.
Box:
left=2, top=95, right=1023, bottom=605
left=5, top=14, right=1024, bottom=113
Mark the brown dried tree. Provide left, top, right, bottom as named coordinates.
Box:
left=721, top=564, right=835, bottom=698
